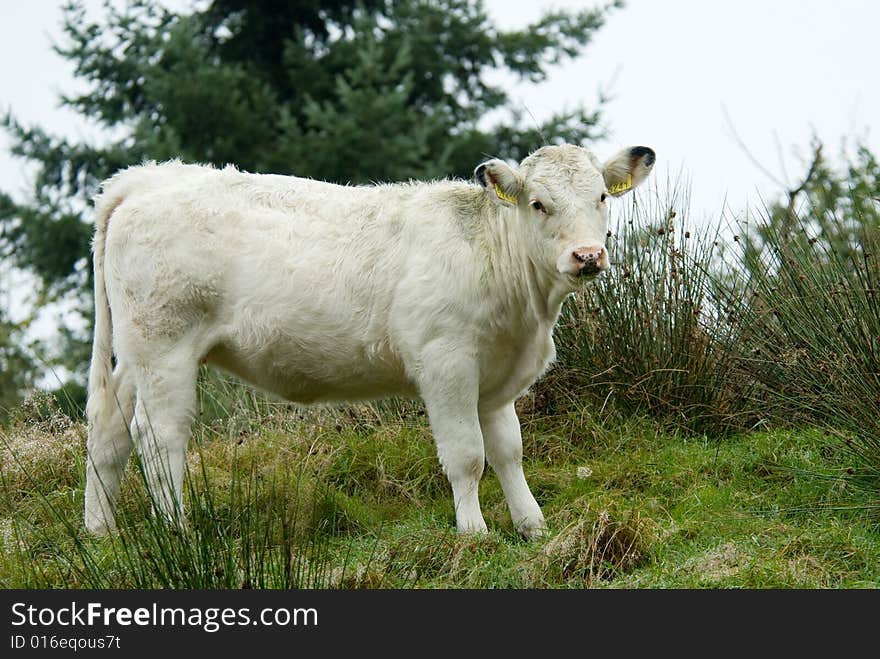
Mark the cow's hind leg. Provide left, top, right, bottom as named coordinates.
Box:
left=128, top=354, right=199, bottom=525
left=480, top=403, right=545, bottom=538
left=85, top=365, right=136, bottom=534
left=418, top=346, right=487, bottom=534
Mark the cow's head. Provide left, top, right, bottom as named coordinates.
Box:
left=474, top=144, right=654, bottom=285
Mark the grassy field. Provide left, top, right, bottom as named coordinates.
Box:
left=1, top=390, right=877, bottom=589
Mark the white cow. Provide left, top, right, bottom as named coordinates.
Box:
left=84, top=143, right=654, bottom=537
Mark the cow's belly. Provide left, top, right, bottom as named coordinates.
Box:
left=205, top=332, right=415, bottom=404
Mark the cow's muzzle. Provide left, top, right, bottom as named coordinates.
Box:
left=572, top=245, right=608, bottom=276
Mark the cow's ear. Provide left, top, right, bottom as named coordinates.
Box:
left=602, top=146, right=655, bottom=197
left=474, top=158, right=523, bottom=206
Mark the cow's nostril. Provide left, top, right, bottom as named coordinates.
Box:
left=573, top=249, right=602, bottom=264
left=572, top=246, right=607, bottom=276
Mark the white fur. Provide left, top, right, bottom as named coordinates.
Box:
left=84, top=144, right=654, bottom=537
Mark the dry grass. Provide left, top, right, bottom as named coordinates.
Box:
left=526, top=504, right=655, bottom=587
left=0, top=391, right=85, bottom=503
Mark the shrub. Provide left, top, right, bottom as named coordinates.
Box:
left=550, top=181, right=748, bottom=433
left=734, top=198, right=880, bottom=494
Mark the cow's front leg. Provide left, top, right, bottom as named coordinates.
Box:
left=417, top=349, right=487, bottom=534
left=480, top=403, right=545, bottom=538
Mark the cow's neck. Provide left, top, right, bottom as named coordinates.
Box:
left=484, top=207, right=572, bottom=327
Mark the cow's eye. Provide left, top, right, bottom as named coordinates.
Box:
left=600, top=192, right=608, bottom=203
left=530, top=200, right=546, bottom=213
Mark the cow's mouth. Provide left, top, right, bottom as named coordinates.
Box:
left=572, top=269, right=607, bottom=286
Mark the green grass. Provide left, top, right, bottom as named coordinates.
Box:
left=1, top=393, right=877, bottom=588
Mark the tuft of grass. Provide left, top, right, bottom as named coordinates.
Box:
left=0, top=390, right=85, bottom=508
left=527, top=504, right=653, bottom=587
left=732, top=197, right=880, bottom=498
left=550, top=179, right=747, bottom=433
left=0, top=442, right=350, bottom=589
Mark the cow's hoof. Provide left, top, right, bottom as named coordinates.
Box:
left=515, top=517, right=547, bottom=540
left=456, top=519, right=489, bottom=535
left=84, top=519, right=115, bottom=536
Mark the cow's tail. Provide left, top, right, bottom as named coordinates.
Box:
left=86, top=174, right=130, bottom=426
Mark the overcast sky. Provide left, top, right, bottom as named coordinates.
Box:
left=2, top=0, right=876, bottom=220
left=486, top=0, right=877, bottom=222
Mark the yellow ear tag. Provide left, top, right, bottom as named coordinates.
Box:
left=608, top=174, right=633, bottom=196
left=493, top=183, right=518, bottom=205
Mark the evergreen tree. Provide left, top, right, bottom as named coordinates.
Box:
left=0, top=306, right=36, bottom=418
left=0, top=0, right=618, bottom=397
